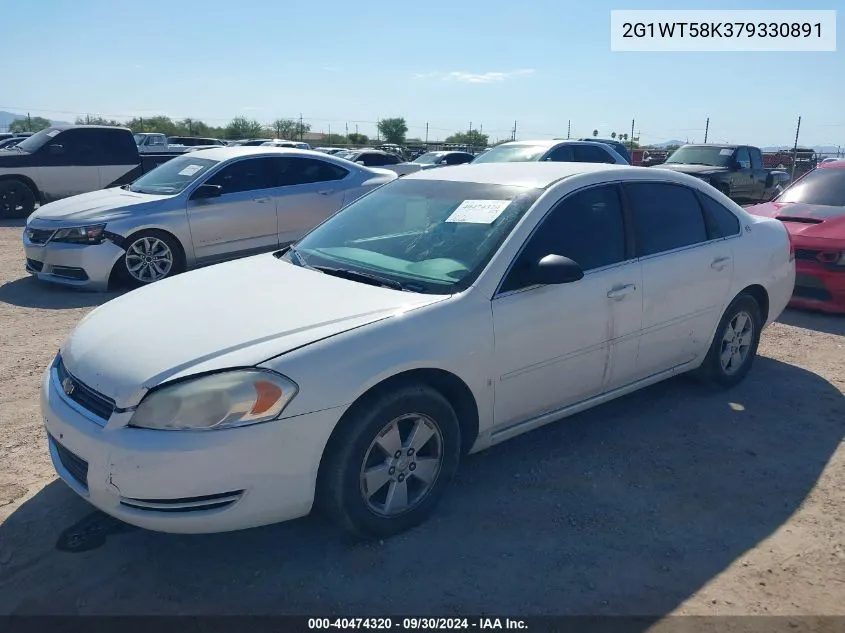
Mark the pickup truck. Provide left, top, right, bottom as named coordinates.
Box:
left=0, top=125, right=181, bottom=218
left=134, top=132, right=188, bottom=153
left=653, top=144, right=789, bottom=204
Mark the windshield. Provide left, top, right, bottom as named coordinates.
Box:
left=412, top=152, right=445, bottom=165
left=665, top=146, right=734, bottom=167
left=289, top=179, right=542, bottom=294
left=128, top=156, right=218, bottom=195
left=778, top=168, right=845, bottom=207
left=471, top=145, right=549, bottom=163
left=15, top=128, right=62, bottom=153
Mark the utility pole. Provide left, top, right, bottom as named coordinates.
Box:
left=567, top=120, right=571, bottom=139
left=299, top=113, right=304, bottom=141
left=425, top=122, right=429, bottom=144
left=704, top=117, right=710, bottom=144
left=328, top=124, right=331, bottom=142
left=791, top=116, right=802, bottom=182
left=27, top=112, right=32, bottom=132
left=512, top=120, right=517, bottom=141
left=376, top=119, right=380, bottom=143
left=345, top=123, right=349, bottom=146
left=630, top=118, right=635, bottom=151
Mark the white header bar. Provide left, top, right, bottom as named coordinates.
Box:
left=611, top=10, right=836, bottom=52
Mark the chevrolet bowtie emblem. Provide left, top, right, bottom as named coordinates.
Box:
left=61, top=377, right=75, bottom=396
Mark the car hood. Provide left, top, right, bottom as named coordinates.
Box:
left=61, top=254, right=446, bottom=408
left=653, top=164, right=729, bottom=176
left=29, top=188, right=169, bottom=224
left=745, top=202, right=845, bottom=241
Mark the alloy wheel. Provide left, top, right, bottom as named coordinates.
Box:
left=125, top=236, right=174, bottom=283
left=720, top=310, right=754, bottom=375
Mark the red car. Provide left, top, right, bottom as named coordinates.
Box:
left=746, top=160, right=845, bottom=314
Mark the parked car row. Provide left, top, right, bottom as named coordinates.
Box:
left=39, top=161, right=795, bottom=538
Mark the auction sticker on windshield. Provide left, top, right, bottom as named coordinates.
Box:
left=178, top=164, right=205, bottom=176
left=445, top=200, right=511, bottom=224
left=719, top=148, right=734, bottom=155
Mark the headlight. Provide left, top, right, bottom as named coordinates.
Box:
left=51, top=224, right=106, bottom=245
left=129, top=369, right=299, bottom=431
left=818, top=251, right=845, bottom=267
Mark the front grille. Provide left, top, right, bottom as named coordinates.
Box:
left=56, top=357, right=116, bottom=423
left=26, top=258, right=43, bottom=272
left=795, top=249, right=821, bottom=261
left=120, top=490, right=244, bottom=514
left=26, top=228, right=55, bottom=244
left=50, top=434, right=89, bottom=490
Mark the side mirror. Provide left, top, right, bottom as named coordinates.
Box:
left=49, top=144, right=65, bottom=156
left=192, top=183, right=223, bottom=199
left=524, top=254, right=584, bottom=286
left=355, top=160, right=365, bottom=165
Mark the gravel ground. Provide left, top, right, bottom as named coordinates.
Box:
left=0, top=217, right=843, bottom=616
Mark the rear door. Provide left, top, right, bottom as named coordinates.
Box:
left=268, top=157, right=352, bottom=245
left=624, top=181, right=734, bottom=378
left=34, top=129, right=103, bottom=201
left=187, top=157, right=280, bottom=263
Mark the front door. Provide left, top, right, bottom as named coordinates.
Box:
left=623, top=181, right=735, bottom=378
left=35, top=128, right=102, bottom=201
left=491, top=184, right=643, bottom=430
left=187, top=157, right=279, bottom=264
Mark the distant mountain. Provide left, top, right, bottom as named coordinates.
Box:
left=650, top=139, right=685, bottom=148
left=0, top=110, right=72, bottom=130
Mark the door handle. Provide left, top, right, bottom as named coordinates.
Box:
left=317, top=190, right=334, bottom=195
left=607, top=284, right=636, bottom=300
left=711, top=256, right=731, bottom=270
left=254, top=196, right=271, bottom=203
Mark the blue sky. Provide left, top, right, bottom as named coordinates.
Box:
left=2, top=0, right=843, bottom=146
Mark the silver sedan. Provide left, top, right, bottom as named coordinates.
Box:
left=22, top=147, right=397, bottom=290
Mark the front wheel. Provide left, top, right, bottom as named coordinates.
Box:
left=119, top=231, right=183, bottom=287
left=317, top=384, right=462, bottom=539
left=0, top=179, right=36, bottom=219
left=696, top=294, right=762, bottom=387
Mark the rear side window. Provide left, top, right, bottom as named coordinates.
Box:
left=625, top=182, right=708, bottom=256
left=749, top=147, right=762, bottom=170
left=272, top=157, right=348, bottom=185
left=574, top=144, right=616, bottom=164
left=699, top=193, right=741, bottom=237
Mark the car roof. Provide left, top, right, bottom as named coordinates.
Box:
left=175, top=146, right=351, bottom=162
left=402, top=162, right=640, bottom=188
left=819, top=160, right=845, bottom=169
left=492, top=139, right=624, bottom=149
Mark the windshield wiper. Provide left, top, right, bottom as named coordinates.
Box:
left=312, top=266, right=409, bottom=291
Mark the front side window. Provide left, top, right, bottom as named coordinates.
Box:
left=205, top=158, right=274, bottom=194
left=544, top=145, right=574, bottom=162
left=778, top=168, right=845, bottom=206
left=413, top=152, right=445, bottom=165
left=129, top=155, right=219, bottom=195
left=735, top=147, right=751, bottom=169
left=447, top=153, right=473, bottom=165
left=472, top=144, right=550, bottom=163
left=289, top=179, right=543, bottom=294
left=500, top=185, right=627, bottom=292
left=625, top=182, right=708, bottom=256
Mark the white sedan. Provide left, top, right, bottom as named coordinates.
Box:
left=42, top=162, right=795, bottom=537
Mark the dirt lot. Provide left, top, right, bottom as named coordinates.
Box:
left=0, top=217, right=843, bottom=617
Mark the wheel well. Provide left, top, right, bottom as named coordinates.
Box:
left=739, top=284, right=770, bottom=323
left=0, top=174, right=41, bottom=204
left=325, top=369, right=480, bottom=458
left=107, top=228, right=187, bottom=287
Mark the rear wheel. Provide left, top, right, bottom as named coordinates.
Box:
left=317, top=383, right=462, bottom=539
left=118, top=231, right=183, bottom=287
left=0, top=180, right=36, bottom=219
left=696, top=294, right=762, bottom=387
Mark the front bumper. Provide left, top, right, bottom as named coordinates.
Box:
left=41, top=364, right=343, bottom=533
left=790, top=262, right=845, bottom=315
left=23, top=230, right=125, bottom=291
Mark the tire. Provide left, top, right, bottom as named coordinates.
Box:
left=317, top=383, right=462, bottom=539
left=0, top=179, right=36, bottom=219
left=695, top=294, right=762, bottom=388
left=118, top=230, right=184, bottom=287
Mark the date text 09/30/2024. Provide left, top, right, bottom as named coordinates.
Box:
left=307, top=618, right=528, bottom=630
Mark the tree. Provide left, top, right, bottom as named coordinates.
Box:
left=623, top=133, right=629, bottom=141
left=592, top=129, right=598, bottom=137
left=271, top=118, right=299, bottom=140
left=347, top=132, right=368, bottom=145
left=444, top=130, right=489, bottom=149
left=225, top=116, right=265, bottom=139
left=9, top=116, right=52, bottom=133
left=125, top=115, right=178, bottom=135
left=75, top=115, right=122, bottom=126
left=610, top=132, right=617, bottom=139
left=323, top=133, right=347, bottom=145
left=377, top=117, right=408, bottom=144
